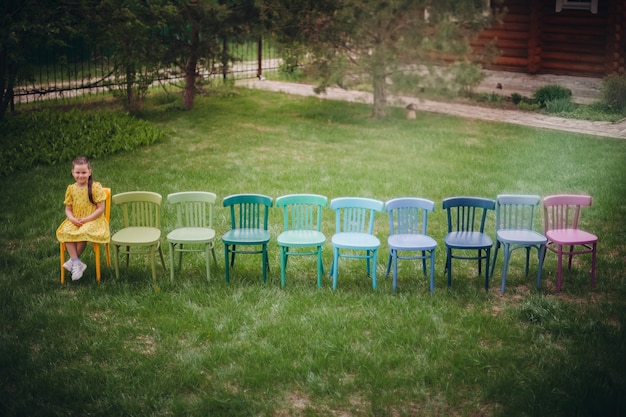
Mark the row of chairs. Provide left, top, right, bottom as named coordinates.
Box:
left=60, top=191, right=598, bottom=294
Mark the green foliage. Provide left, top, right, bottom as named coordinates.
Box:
left=601, top=73, right=626, bottom=112
left=510, top=92, right=523, bottom=104
left=0, top=109, right=165, bottom=176
left=533, top=84, right=572, bottom=108
left=545, top=97, right=576, bottom=114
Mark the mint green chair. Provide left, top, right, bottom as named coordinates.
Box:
left=222, top=194, right=273, bottom=283
left=111, top=191, right=166, bottom=281
left=330, top=197, right=385, bottom=290
left=276, top=194, right=328, bottom=288
left=167, top=191, right=217, bottom=283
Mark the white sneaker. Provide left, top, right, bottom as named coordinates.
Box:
left=71, top=260, right=87, bottom=281
left=63, top=259, right=73, bottom=272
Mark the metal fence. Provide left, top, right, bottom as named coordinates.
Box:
left=12, top=35, right=282, bottom=107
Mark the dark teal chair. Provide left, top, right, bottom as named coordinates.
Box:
left=222, top=194, right=273, bottom=283
left=443, top=196, right=495, bottom=291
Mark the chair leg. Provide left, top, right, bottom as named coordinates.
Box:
left=591, top=242, right=597, bottom=287
left=158, top=245, right=166, bottom=271
left=113, top=245, right=120, bottom=279
left=537, top=244, right=546, bottom=290
left=385, top=253, right=392, bottom=278
left=421, top=251, right=427, bottom=276
left=524, top=247, right=531, bottom=277
left=178, top=244, right=184, bottom=270
left=317, top=246, right=323, bottom=288
left=224, top=245, right=230, bottom=283
left=484, top=248, right=490, bottom=292
left=332, top=247, right=339, bottom=290
left=169, top=242, right=176, bottom=282
left=429, top=250, right=435, bottom=293
left=501, top=244, right=511, bottom=295
left=262, top=244, right=268, bottom=284
left=60, top=243, right=66, bottom=284
left=93, top=242, right=101, bottom=284
left=150, top=247, right=157, bottom=281
left=205, top=243, right=211, bottom=283
left=557, top=244, right=564, bottom=292
left=490, top=241, right=501, bottom=278
left=371, top=250, right=378, bottom=290
left=446, top=248, right=452, bottom=288
left=391, top=250, right=398, bottom=291
left=280, top=246, right=287, bottom=288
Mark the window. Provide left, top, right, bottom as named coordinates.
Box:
left=556, top=0, right=598, bottom=14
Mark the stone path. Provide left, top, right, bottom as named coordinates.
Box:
left=240, top=79, right=626, bottom=140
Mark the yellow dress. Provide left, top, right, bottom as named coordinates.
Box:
left=56, top=182, right=110, bottom=243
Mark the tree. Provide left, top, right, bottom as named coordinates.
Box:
left=268, top=0, right=496, bottom=118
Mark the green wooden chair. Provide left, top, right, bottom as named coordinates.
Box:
left=166, top=191, right=217, bottom=282
left=222, top=194, right=273, bottom=283
left=111, top=191, right=166, bottom=281
left=276, top=194, right=328, bottom=288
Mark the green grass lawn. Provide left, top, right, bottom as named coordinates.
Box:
left=1, top=87, right=625, bottom=416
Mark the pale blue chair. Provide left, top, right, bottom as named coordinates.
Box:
left=385, top=197, right=437, bottom=293
left=330, top=197, right=385, bottom=290
left=222, top=194, right=273, bottom=284
left=443, top=196, right=495, bottom=291
left=490, top=194, right=547, bottom=294
left=276, top=194, right=328, bottom=288
left=167, top=191, right=217, bottom=283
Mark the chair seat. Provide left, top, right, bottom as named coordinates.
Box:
left=167, top=227, right=216, bottom=244
left=332, top=232, right=380, bottom=249
left=445, top=231, right=492, bottom=249
left=388, top=234, right=437, bottom=251
left=546, top=229, right=598, bottom=245
left=497, top=230, right=547, bottom=245
left=111, top=227, right=161, bottom=245
left=222, top=228, right=271, bottom=245
left=277, top=230, right=326, bottom=247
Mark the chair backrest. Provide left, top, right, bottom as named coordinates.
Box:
left=168, top=191, right=216, bottom=228
left=495, top=194, right=540, bottom=232
left=223, top=194, right=273, bottom=230
left=442, top=196, right=495, bottom=233
left=330, top=197, right=385, bottom=234
left=276, top=194, right=328, bottom=232
left=543, top=194, right=592, bottom=232
left=386, top=197, right=434, bottom=236
left=103, top=187, right=112, bottom=223
left=112, top=191, right=162, bottom=228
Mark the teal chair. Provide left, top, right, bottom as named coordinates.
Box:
left=111, top=191, right=166, bottom=281
left=222, top=194, right=273, bottom=283
left=443, top=196, right=495, bottom=291
left=490, top=194, right=547, bottom=294
left=330, top=197, right=385, bottom=290
left=276, top=194, right=328, bottom=288
left=385, top=197, right=437, bottom=293
left=167, top=191, right=217, bottom=283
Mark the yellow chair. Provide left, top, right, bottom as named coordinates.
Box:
left=111, top=191, right=166, bottom=280
left=167, top=191, right=217, bottom=282
left=60, top=187, right=111, bottom=284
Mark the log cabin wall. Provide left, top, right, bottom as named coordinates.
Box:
left=473, top=0, right=625, bottom=77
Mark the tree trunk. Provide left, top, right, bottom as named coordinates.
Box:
left=371, top=65, right=387, bottom=119
left=183, top=25, right=200, bottom=110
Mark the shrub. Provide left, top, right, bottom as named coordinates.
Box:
left=0, top=109, right=166, bottom=176
left=545, top=98, right=576, bottom=114
left=533, top=84, right=572, bottom=108
left=600, top=74, right=626, bottom=113
left=510, top=92, right=523, bottom=105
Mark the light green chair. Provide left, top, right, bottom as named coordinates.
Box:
left=276, top=194, right=328, bottom=288
left=166, top=191, right=217, bottom=282
left=111, top=191, right=166, bottom=280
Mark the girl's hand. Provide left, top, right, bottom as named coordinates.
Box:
left=70, top=217, right=84, bottom=227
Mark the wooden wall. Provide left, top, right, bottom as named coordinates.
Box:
left=472, top=0, right=625, bottom=76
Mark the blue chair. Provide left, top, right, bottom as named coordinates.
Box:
left=222, top=194, right=273, bottom=283
left=385, top=198, right=437, bottom=293
left=490, top=194, right=547, bottom=294
left=276, top=194, right=328, bottom=288
left=443, top=196, right=495, bottom=291
left=166, top=191, right=217, bottom=283
left=330, top=197, right=385, bottom=290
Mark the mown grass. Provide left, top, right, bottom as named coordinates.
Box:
left=0, top=87, right=625, bottom=416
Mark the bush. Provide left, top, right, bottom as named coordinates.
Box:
left=0, top=109, right=166, bottom=176
left=533, top=84, right=572, bottom=108
left=545, top=98, right=576, bottom=114
left=601, top=74, right=626, bottom=113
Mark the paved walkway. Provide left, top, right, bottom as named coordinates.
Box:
left=241, top=79, right=626, bottom=140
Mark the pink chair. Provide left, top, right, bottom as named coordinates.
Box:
left=543, top=194, right=598, bottom=291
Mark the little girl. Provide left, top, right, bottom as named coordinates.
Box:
left=56, top=156, right=110, bottom=280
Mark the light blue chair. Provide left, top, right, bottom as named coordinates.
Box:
left=385, top=197, right=437, bottom=293
left=490, top=194, right=547, bottom=294
left=276, top=194, right=328, bottom=288
left=166, top=191, right=217, bottom=283
left=443, top=196, right=495, bottom=291
left=222, top=194, right=273, bottom=284
left=330, top=197, right=385, bottom=290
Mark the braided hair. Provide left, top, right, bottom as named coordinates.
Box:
left=72, top=156, right=95, bottom=205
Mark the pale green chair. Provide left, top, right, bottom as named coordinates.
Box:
left=166, top=191, right=217, bottom=282
left=111, top=191, right=166, bottom=281
left=222, top=194, right=273, bottom=284
left=276, top=194, right=328, bottom=288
